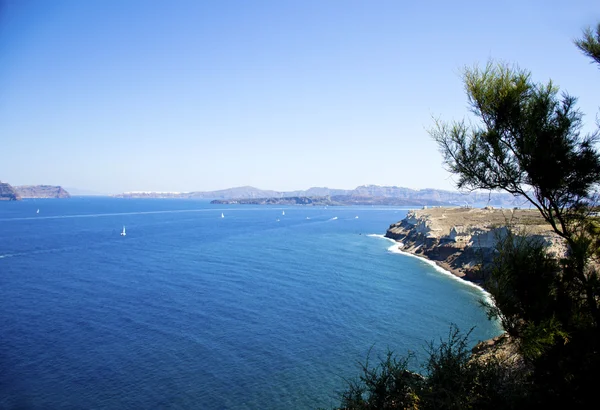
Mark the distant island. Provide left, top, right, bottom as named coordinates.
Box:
left=114, top=185, right=525, bottom=207
left=14, top=185, right=71, bottom=199
left=211, top=195, right=451, bottom=206
left=0, top=181, right=70, bottom=200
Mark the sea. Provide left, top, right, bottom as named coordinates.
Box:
left=0, top=198, right=502, bottom=409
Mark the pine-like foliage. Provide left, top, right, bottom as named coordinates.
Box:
left=575, top=23, right=600, bottom=68
left=332, top=23, right=600, bottom=410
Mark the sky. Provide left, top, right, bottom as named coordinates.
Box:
left=0, top=0, right=599, bottom=194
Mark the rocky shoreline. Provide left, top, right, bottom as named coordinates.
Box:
left=383, top=206, right=563, bottom=373
left=384, top=207, right=564, bottom=286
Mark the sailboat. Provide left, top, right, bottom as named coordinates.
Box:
left=282, top=210, right=285, bottom=216
left=120, top=226, right=126, bottom=236
left=36, top=209, right=40, bottom=214
left=221, top=213, right=224, bottom=218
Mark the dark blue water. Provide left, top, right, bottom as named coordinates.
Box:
left=0, top=198, right=501, bottom=409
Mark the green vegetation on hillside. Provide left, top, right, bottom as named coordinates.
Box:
left=331, top=23, right=600, bottom=409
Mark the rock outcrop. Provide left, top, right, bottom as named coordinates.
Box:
left=14, top=185, right=71, bottom=198
left=385, top=207, right=565, bottom=284
left=470, top=333, right=530, bottom=379
left=0, top=181, right=21, bottom=201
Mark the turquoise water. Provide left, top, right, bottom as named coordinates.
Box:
left=0, top=198, right=501, bottom=409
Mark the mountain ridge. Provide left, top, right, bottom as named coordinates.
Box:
left=113, top=185, right=525, bottom=206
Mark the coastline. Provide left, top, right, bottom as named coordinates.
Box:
left=368, top=234, right=494, bottom=305
left=383, top=207, right=563, bottom=295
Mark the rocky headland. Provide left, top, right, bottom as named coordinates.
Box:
left=13, top=185, right=71, bottom=198
left=0, top=181, right=21, bottom=200
left=385, top=206, right=565, bottom=285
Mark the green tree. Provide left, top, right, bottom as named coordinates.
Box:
left=481, top=230, right=569, bottom=358
left=429, top=62, right=600, bottom=243
left=333, top=23, right=600, bottom=409
left=575, top=23, right=600, bottom=67
left=429, top=46, right=600, bottom=405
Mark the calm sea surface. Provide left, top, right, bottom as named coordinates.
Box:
left=0, top=198, right=501, bottom=409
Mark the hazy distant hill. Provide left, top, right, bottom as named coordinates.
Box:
left=14, top=185, right=71, bottom=198
left=0, top=181, right=21, bottom=201
left=211, top=195, right=450, bottom=207
left=64, top=187, right=108, bottom=196
left=114, top=184, right=525, bottom=206
left=189, top=186, right=283, bottom=199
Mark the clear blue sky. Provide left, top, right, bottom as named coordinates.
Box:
left=1, top=0, right=598, bottom=194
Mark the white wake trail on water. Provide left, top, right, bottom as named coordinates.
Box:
left=367, top=234, right=495, bottom=306
left=0, top=209, right=224, bottom=222
left=0, top=207, right=309, bottom=222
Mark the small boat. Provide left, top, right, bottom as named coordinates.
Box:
left=355, top=216, right=359, bottom=219
left=306, top=217, right=310, bottom=220
left=276, top=218, right=280, bottom=222
left=120, top=226, right=126, bottom=236
left=282, top=211, right=285, bottom=216
left=36, top=209, right=40, bottom=214
left=221, top=213, right=224, bottom=218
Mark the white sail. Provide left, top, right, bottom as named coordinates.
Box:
left=121, top=226, right=126, bottom=236
left=282, top=211, right=285, bottom=216
left=221, top=213, right=224, bottom=218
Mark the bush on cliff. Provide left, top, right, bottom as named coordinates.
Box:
left=333, top=326, right=528, bottom=410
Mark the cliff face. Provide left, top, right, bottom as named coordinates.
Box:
left=0, top=181, right=21, bottom=201
left=385, top=207, right=565, bottom=284
left=14, top=185, right=71, bottom=198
